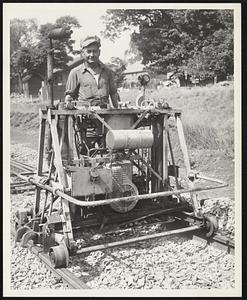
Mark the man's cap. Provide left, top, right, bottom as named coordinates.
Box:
left=80, top=35, right=101, bottom=49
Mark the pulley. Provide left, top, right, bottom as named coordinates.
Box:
left=110, top=182, right=139, bottom=213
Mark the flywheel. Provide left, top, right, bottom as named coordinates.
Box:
left=110, top=182, right=139, bottom=213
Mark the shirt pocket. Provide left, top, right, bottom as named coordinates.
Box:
left=80, top=81, right=93, bottom=97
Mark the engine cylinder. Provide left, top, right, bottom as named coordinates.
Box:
left=106, top=129, right=153, bottom=150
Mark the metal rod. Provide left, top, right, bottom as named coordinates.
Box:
left=76, top=225, right=201, bottom=255
left=167, top=128, right=180, bottom=191
left=92, top=112, right=113, bottom=131
left=131, top=150, right=163, bottom=182
left=41, top=151, right=54, bottom=222
left=176, top=114, right=191, bottom=174
left=41, top=108, right=182, bottom=117
left=196, top=174, right=227, bottom=185
left=130, top=110, right=149, bottom=129
left=16, top=172, right=228, bottom=208
left=47, top=38, right=54, bottom=107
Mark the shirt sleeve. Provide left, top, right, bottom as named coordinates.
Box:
left=65, top=69, right=79, bottom=99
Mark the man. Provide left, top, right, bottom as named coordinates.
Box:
left=65, top=35, right=120, bottom=108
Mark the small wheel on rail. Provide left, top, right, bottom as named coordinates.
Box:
left=49, top=244, right=69, bottom=268
left=203, top=215, right=218, bottom=238
left=15, top=226, right=32, bottom=243
left=20, top=230, right=39, bottom=247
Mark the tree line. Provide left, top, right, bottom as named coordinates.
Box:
left=10, top=9, right=234, bottom=94
left=102, top=9, right=234, bottom=81
left=10, top=16, right=81, bottom=93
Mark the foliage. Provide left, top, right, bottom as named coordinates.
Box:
left=10, top=16, right=81, bottom=93
left=124, top=40, right=142, bottom=64
left=106, top=57, right=127, bottom=87
left=10, top=18, right=39, bottom=55
left=102, top=9, right=234, bottom=78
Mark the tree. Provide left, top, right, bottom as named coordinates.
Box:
left=33, top=16, right=81, bottom=78
left=10, top=18, right=39, bottom=54
left=10, top=16, right=81, bottom=93
left=124, top=40, right=142, bottom=64
left=106, top=57, right=126, bottom=87
left=102, top=9, right=234, bottom=79
left=10, top=18, right=40, bottom=92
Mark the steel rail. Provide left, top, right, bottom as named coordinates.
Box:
left=10, top=228, right=89, bottom=289
left=11, top=160, right=35, bottom=173
left=190, top=232, right=235, bottom=255
left=10, top=160, right=36, bottom=193
left=26, top=243, right=89, bottom=289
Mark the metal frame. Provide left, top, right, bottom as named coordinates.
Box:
left=11, top=104, right=228, bottom=263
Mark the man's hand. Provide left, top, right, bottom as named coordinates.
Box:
left=65, top=95, right=74, bottom=109
left=65, top=95, right=73, bottom=102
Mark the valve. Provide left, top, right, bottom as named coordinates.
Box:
left=188, top=171, right=199, bottom=182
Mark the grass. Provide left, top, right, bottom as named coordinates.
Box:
left=119, top=83, right=234, bottom=158
left=10, top=83, right=234, bottom=158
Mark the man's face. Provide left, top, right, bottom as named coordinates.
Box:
left=82, top=43, right=100, bottom=65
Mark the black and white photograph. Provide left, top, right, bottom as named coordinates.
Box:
left=3, top=2, right=242, bottom=297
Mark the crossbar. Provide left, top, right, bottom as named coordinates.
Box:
left=76, top=225, right=201, bottom=255
left=16, top=173, right=228, bottom=208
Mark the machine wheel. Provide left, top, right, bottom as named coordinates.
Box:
left=110, top=182, right=139, bottom=213
left=135, top=94, right=144, bottom=107
left=49, top=244, right=69, bottom=268
left=204, top=215, right=218, bottom=237
left=20, top=230, right=39, bottom=247
left=15, top=226, right=31, bottom=243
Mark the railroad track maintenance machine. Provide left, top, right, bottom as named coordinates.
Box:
left=14, top=28, right=227, bottom=268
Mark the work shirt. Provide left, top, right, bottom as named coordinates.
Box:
left=65, top=61, right=118, bottom=107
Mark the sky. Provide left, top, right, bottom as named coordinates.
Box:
left=5, top=3, right=132, bottom=63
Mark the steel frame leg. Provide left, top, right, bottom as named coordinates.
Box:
left=175, top=113, right=202, bottom=217
left=48, top=110, right=75, bottom=251
left=35, top=115, right=46, bottom=216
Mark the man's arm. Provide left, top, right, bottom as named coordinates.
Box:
left=65, top=68, right=79, bottom=100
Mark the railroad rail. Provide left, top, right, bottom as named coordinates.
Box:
left=10, top=159, right=35, bottom=174
left=10, top=160, right=36, bottom=193
left=191, top=232, right=234, bottom=255
left=11, top=228, right=89, bottom=289
left=26, top=242, right=89, bottom=289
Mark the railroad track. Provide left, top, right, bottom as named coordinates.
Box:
left=184, top=231, right=234, bottom=255
left=10, top=159, right=235, bottom=288
left=24, top=242, right=89, bottom=289
left=10, top=160, right=36, bottom=193
left=10, top=159, right=35, bottom=174
left=11, top=228, right=89, bottom=289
